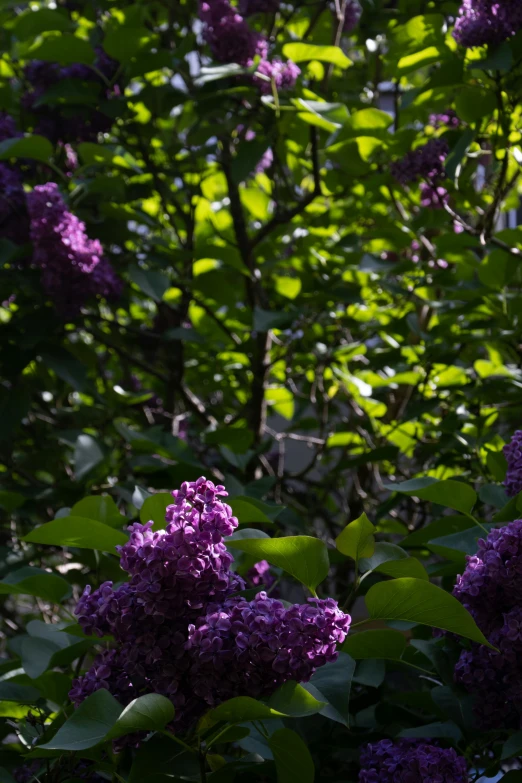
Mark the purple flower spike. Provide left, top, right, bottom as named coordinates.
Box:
left=504, top=431, right=522, bottom=498
left=358, top=739, right=468, bottom=783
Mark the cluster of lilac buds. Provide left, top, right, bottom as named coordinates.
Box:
left=342, top=0, right=362, bottom=32
left=199, top=0, right=268, bottom=65
left=419, top=182, right=450, bottom=209
left=22, top=50, right=118, bottom=144
left=503, top=431, right=522, bottom=498
left=453, top=0, right=522, bottom=48
left=429, top=109, right=460, bottom=129
left=452, top=519, right=522, bottom=727
left=391, top=138, right=449, bottom=186
left=71, top=477, right=351, bottom=732
left=27, top=183, right=121, bottom=317
left=199, top=0, right=299, bottom=93
left=358, top=739, right=468, bottom=782
left=254, top=58, right=301, bottom=95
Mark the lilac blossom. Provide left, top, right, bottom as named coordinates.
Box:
left=186, top=591, right=351, bottom=706
left=503, top=431, right=522, bottom=498
left=420, top=183, right=450, bottom=209
left=453, top=0, right=522, bottom=48
left=254, top=58, right=301, bottom=94
left=200, top=0, right=268, bottom=65
left=358, top=739, right=468, bottom=783
left=452, top=521, right=522, bottom=727
left=71, top=477, right=351, bottom=733
left=343, top=0, right=362, bottom=32
left=391, top=138, right=449, bottom=186
left=27, top=183, right=121, bottom=316
left=429, top=109, right=460, bottom=129
left=0, top=164, right=29, bottom=244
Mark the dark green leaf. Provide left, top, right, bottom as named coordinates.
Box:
left=365, top=578, right=492, bottom=647
left=22, top=517, right=128, bottom=552
left=0, top=135, right=53, bottom=163
left=227, top=536, right=329, bottom=592
left=342, top=629, right=407, bottom=660
left=268, top=728, right=315, bottom=783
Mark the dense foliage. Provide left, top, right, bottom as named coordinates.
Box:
left=1, top=0, right=522, bottom=780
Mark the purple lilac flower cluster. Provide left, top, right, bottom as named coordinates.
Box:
left=452, top=520, right=522, bottom=727
left=419, top=182, right=450, bottom=209
left=358, top=739, right=468, bottom=783
left=391, top=138, right=449, bottom=186
left=199, top=0, right=299, bottom=93
left=453, top=0, right=522, bottom=48
left=187, top=592, right=349, bottom=706
left=27, top=183, right=121, bottom=317
left=503, top=430, right=522, bottom=498
left=0, top=164, right=29, bottom=244
left=343, top=0, right=362, bottom=32
left=199, top=0, right=268, bottom=65
left=22, top=50, right=118, bottom=144
left=254, top=58, right=301, bottom=94
left=429, top=109, right=460, bottom=129
left=246, top=559, right=276, bottom=590
left=71, top=477, right=351, bottom=731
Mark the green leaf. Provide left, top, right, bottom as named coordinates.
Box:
left=227, top=536, right=329, bottom=592
left=253, top=309, right=295, bottom=332
left=429, top=524, right=495, bottom=556
left=20, top=637, right=61, bottom=679
left=269, top=728, right=315, bottom=783
left=0, top=567, right=71, bottom=603
left=13, top=9, right=72, bottom=39
left=384, top=478, right=477, bottom=514
left=22, top=516, right=128, bottom=552
left=455, top=86, right=497, bottom=123
left=0, top=490, right=25, bottom=512
left=474, top=41, right=513, bottom=72
left=445, top=129, right=475, bottom=181
left=106, top=694, right=175, bottom=740
left=308, top=652, right=355, bottom=726
left=140, top=492, right=172, bottom=530
left=0, top=682, right=41, bottom=703
left=0, top=135, right=53, bottom=163
left=268, top=682, right=326, bottom=718
left=359, top=543, right=428, bottom=580
left=341, top=629, right=408, bottom=660
left=200, top=697, right=289, bottom=729
left=29, top=34, right=96, bottom=66
left=398, top=46, right=447, bottom=74
left=74, top=434, right=104, bottom=480
left=283, top=43, right=351, bottom=69
left=71, top=496, right=125, bottom=527
left=103, top=26, right=156, bottom=62
left=39, top=689, right=123, bottom=750
left=335, top=513, right=375, bottom=560
left=128, top=265, right=170, bottom=302
left=365, top=578, right=492, bottom=647
left=229, top=496, right=282, bottom=524
left=40, top=350, right=89, bottom=392
left=501, top=732, right=522, bottom=761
